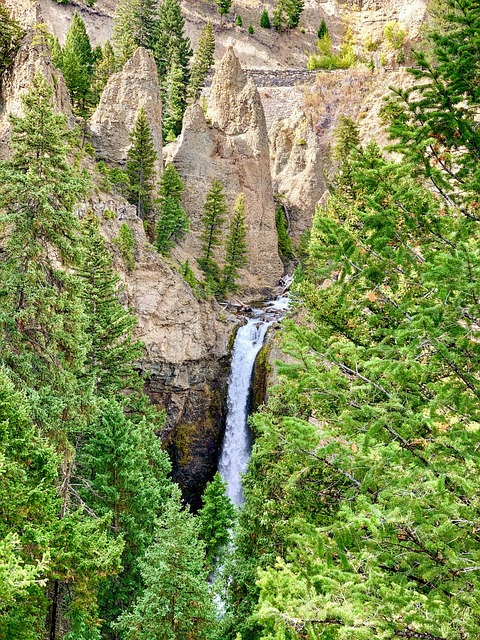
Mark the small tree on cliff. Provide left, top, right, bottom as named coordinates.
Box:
left=222, top=193, right=248, bottom=294
left=155, top=163, right=189, bottom=255
left=126, top=107, right=157, bottom=220
left=198, top=179, right=227, bottom=280
left=260, top=9, right=271, bottom=29
left=188, top=21, right=215, bottom=102
left=61, top=12, right=95, bottom=111
left=214, top=0, right=232, bottom=25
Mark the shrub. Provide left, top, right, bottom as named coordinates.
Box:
left=317, top=18, right=328, bottom=40
left=384, top=21, right=407, bottom=50
left=235, top=14, right=243, bottom=26
left=248, top=24, right=254, bottom=34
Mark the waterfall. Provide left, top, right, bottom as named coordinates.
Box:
left=218, top=296, right=289, bottom=506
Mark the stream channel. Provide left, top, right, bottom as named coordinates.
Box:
left=217, top=295, right=289, bottom=506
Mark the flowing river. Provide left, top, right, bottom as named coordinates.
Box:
left=218, top=296, right=289, bottom=506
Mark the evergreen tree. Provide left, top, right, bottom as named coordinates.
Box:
left=197, top=472, right=235, bottom=568
left=198, top=179, right=228, bottom=277
left=116, top=486, right=217, bottom=640
left=113, top=0, right=158, bottom=65
left=61, top=12, right=95, bottom=111
left=275, top=204, right=295, bottom=261
left=0, top=73, right=124, bottom=640
left=91, top=40, right=117, bottom=104
left=153, top=0, right=192, bottom=82
left=0, top=6, right=23, bottom=77
left=0, top=73, right=90, bottom=434
left=77, top=399, right=172, bottom=638
left=49, top=35, right=63, bottom=68
left=222, top=193, right=248, bottom=294
left=260, top=9, right=271, bottom=28
left=214, top=0, right=232, bottom=24
left=0, top=369, right=59, bottom=638
left=317, top=17, right=328, bottom=39
left=126, top=107, right=157, bottom=220
left=78, top=212, right=143, bottom=397
left=187, top=21, right=215, bottom=102
left=162, top=54, right=185, bottom=139
left=155, top=163, right=189, bottom=255
left=272, top=0, right=303, bottom=31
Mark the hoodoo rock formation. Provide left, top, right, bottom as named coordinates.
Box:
left=0, top=37, right=73, bottom=159
left=90, top=47, right=163, bottom=182
left=165, top=47, right=284, bottom=298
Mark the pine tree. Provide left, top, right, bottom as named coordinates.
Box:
left=113, top=0, right=158, bottom=65
left=187, top=21, right=215, bottom=102
left=91, top=40, right=117, bottom=104
left=272, top=0, right=303, bottom=30
left=77, top=398, right=172, bottom=638
left=222, top=193, right=248, bottom=294
left=116, top=486, right=217, bottom=640
left=197, top=472, right=235, bottom=568
left=198, top=179, right=228, bottom=277
left=155, top=163, right=189, bottom=254
left=260, top=9, right=271, bottom=28
left=126, top=107, right=157, bottom=220
left=78, top=212, right=143, bottom=397
left=0, top=369, right=59, bottom=638
left=61, top=12, right=95, bottom=111
left=214, top=0, right=232, bottom=24
left=0, top=73, right=90, bottom=435
left=0, top=6, right=23, bottom=77
left=0, top=73, right=124, bottom=640
left=49, top=35, right=63, bottom=68
left=153, top=0, right=192, bottom=82
left=275, top=204, right=295, bottom=261
left=163, top=54, right=185, bottom=139
left=317, top=17, right=328, bottom=39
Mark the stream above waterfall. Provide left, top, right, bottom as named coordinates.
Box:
left=218, top=296, right=289, bottom=506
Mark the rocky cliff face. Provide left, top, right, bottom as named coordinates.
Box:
left=270, top=108, right=326, bottom=243
left=0, top=35, right=73, bottom=159
left=90, top=47, right=163, bottom=182
left=87, top=194, right=232, bottom=510
left=165, top=47, right=284, bottom=298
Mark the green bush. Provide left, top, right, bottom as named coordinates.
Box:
left=260, top=10, right=271, bottom=28
left=317, top=18, right=328, bottom=40
left=307, top=33, right=355, bottom=70
left=235, top=14, right=243, bottom=26
left=248, top=24, right=254, bottom=34
left=384, top=21, right=407, bottom=50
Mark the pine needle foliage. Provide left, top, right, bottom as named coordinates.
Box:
left=188, top=21, right=215, bottom=102
left=113, top=0, right=158, bottom=64
left=197, top=472, right=235, bottom=569
left=0, top=6, right=23, bottom=77
left=60, top=12, right=95, bottom=111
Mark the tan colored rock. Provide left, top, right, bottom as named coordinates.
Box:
left=86, top=192, right=232, bottom=509
left=0, top=35, right=73, bottom=159
left=2, top=0, right=41, bottom=28
left=270, top=108, right=327, bottom=243
left=90, top=47, right=162, bottom=182
left=166, top=47, right=283, bottom=299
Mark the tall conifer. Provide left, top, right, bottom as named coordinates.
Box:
left=222, top=193, right=248, bottom=294
left=113, top=0, right=158, bottom=64
left=61, top=12, right=95, bottom=110
left=126, top=107, right=157, bottom=220
left=155, top=163, right=189, bottom=254
left=188, top=21, right=215, bottom=102
left=198, top=179, right=227, bottom=277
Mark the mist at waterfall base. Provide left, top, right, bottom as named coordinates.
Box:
left=218, top=296, right=289, bottom=506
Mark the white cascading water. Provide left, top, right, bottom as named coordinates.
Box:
left=218, top=296, right=289, bottom=506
